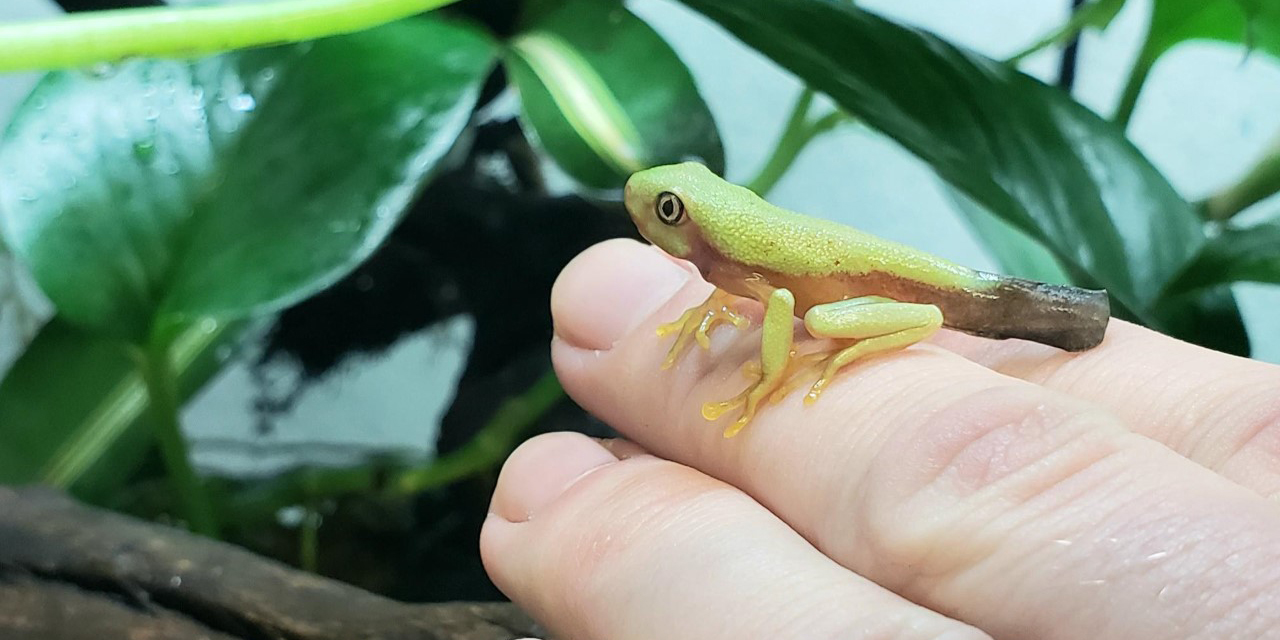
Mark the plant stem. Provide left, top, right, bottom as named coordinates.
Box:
left=747, top=89, right=813, bottom=196
left=137, top=338, right=218, bottom=537
left=0, top=0, right=461, bottom=72
left=1005, top=0, right=1123, bottom=65
left=224, top=369, right=565, bottom=524
left=393, top=370, right=564, bottom=493
left=299, top=496, right=320, bottom=572
left=1113, top=51, right=1154, bottom=130
left=747, top=89, right=847, bottom=196
left=1200, top=142, right=1280, bottom=222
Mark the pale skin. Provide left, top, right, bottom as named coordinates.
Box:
left=481, top=240, right=1280, bottom=640
left=624, top=162, right=1109, bottom=436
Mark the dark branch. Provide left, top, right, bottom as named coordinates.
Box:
left=1057, top=0, right=1088, bottom=91
left=0, top=487, right=546, bottom=640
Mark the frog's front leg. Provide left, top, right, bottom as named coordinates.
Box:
left=703, top=288, right=796, bottom=438
left=656, top=288, right=749, bottom=369
left=795, top=296, right=943, bottom=403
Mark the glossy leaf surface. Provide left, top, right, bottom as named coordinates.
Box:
left=0, top=17, right=495, bottom=341
left=0, top=316, right=236, bottom=503
left=1165, top=223, right=1280, bottom=293
left=679, top=0, right=1247, bottom=351
left=506, top=0, right=723, bottom=189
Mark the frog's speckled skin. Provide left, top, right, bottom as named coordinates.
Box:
left=625, top=162, right=1109, bottom=352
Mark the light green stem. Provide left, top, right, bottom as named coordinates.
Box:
left=0, top=0, right=460, bottom=73
left=224, top=369, right=565, bottom=523
left=1200, top=143, right=1280, bottom=222
left=300, top=494, right=320, bottom=572
left=136, top=339, right=218, bottom=537
left=1005, top=0, right=1124, bottom=64
left=747, top=89, right=847, bottom=196
left=1113, top=48, right=1155, bottom=130
left=393, top=370, right=564, bottom=493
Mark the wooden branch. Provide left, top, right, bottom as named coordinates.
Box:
left=0, top=486, right=546, bottom=640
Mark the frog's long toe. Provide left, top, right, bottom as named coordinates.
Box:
left=657, top=289, right=748, bottom=369
left=702, top=363, right=792, bottom=438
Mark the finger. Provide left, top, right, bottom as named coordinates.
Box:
left=551, top=239, right=1280, bottom=640
left=480, top=432, right=987, bottom=640
left=930, top=321, right=1280, bottom=498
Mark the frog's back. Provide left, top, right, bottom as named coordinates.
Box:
left=690, top=193, right=1108, bottom=352
left=691, top=195, right=981, bottom=292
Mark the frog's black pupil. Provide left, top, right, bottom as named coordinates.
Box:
left=657, top=192, right=683, bottom=225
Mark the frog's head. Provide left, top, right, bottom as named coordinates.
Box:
left=623, top=161, right=733, bottom=259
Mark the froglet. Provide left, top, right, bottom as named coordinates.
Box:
left=623, top=162, right=1110, bottom=438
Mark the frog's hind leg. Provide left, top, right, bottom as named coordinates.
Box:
left=703, top=288, right=796, bottom=438
left=795, top=296, right=943, bottom=404
left=657, top=288, right=749, bottom=369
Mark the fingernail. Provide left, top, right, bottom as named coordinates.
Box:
left=490, top=432, right=620, bottom=523
left=551, top=239, right=691, bottom=351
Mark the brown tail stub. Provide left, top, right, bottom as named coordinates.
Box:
left=943, top=276, right=1110, bottom=352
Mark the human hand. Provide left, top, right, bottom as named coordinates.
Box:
left=481, top=238, right=1280, bottom=640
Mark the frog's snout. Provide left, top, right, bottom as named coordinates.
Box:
left=622, top=178, right=646, bottom=227
left=622, top=181, right=634, bottom=210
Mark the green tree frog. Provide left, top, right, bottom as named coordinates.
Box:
left=624, top=162, right=1110, bottom=438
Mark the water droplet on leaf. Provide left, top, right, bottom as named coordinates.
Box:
left=88, top=62, right=118, bottom=78
left=155, top=158, right=180, bottom=176
left=133, top=140, right=156, bottom=162
left=228, top=93, right=256, bottom=112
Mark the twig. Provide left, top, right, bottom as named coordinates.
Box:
left=746, top=89, right=847, bottom=196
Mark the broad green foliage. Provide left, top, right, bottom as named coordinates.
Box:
left=1166, top=223, right=1280, bottom=293
left=677, top=0, right=1248, bottom=352
left=0, top=17, right=495, bottom=343
left=1147, top=0, right=1280, bottom=60
left=1, top=0, right=1279, bottom=529
left=506, top=0, right=723, bottom=189
left=0, top=317, right=234, bottom=500
left=944, top=190, right=1072, bottom=286
left=0, top=16, right=495, bottom=500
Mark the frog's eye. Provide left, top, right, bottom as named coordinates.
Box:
left=655, top=192, right=686, bottom=226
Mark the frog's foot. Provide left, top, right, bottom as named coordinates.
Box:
left=701, top=288, right=798, bottom=438
left=769, top=350, right=832, bottom=404
left=702, top=360, right=785, bottom=438
left=657, top=289, right=749, bottom=369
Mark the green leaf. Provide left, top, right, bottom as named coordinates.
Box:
left=0, top=17, right=495, bottom=342
left=0, top=240, right=49, bottom=372
left=944, top=189, right=1072, bottom=285
left=678, top=0, right=1247, bottom=352
left=1148, top=0, right=1280, bottom=60
left=1164, top=222, right=1280, bottom=293
left=0, top=316, right=237, bottom=503
left=1116, top=0, right=1280, bottom=127
left=505, top=0, right=723, bottom=189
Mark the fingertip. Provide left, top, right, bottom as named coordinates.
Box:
left=489, top=431, right=620, bottom=524
left=550, top=239, right=692, bottom=352
left=481, top=432, right=622, bottom=599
